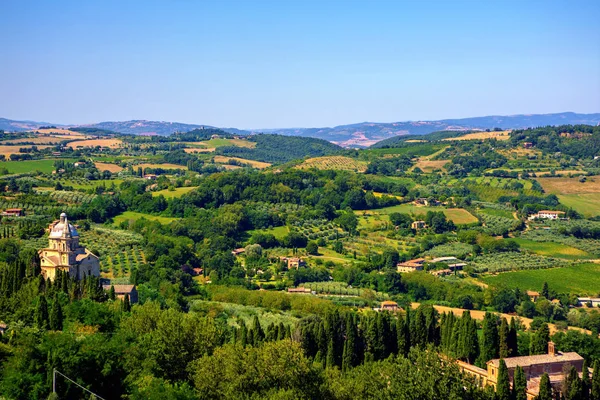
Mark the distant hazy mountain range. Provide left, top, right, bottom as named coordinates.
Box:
left=1, top=112, right=599, bottom=147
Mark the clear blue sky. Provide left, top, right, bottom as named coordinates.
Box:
left=1, top=0, right=599, bottom=128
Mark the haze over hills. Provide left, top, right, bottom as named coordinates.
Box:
left=1, top=112, right=599, bottom=147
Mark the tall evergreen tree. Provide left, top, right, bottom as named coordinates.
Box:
left=538, top=373, right=553, bottom=400
left=480, top=313, right=499, bottom=364
left=508, top=317, right=519, bottom=357
left=396, top=314, right=409, bottom=357
left=122, top=293, right=131, bottom=312
left=541, top=282, right=549, bottom=299
left=499, top=318, right=510, bottom=359
left=253, top=315, right=264, bottom=343
left=591, top=360, right=600, bottom=400
left=530, top=324, right=550, bottom=355
left=49, top=295, right=63, bottom=331
left=326, top=337, right=336, bottom=369
left=583, top=359, right=590, bottom=400
left=496, top=359, right=511, bottom=400
left=35, top=295, right=49, bottom=330
left=109, top=284, right=116, bottom=301
left=513, top=365, right=527, bottom=400
left=563, top=366, right=583, bottom=400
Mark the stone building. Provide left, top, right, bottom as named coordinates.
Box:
left=39, top=213, right=100, bottom=281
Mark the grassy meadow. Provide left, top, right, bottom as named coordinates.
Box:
left=481, top=263, right=600, bottom=295
left=366, top=203, right=478, bottom=225
left=512, top=238, right=595, bottom=260
left=1, top=159, right=75, bottom=174
left=113, top=211, right=179, bottom=226
left=152, top=186, right=198, bottom=198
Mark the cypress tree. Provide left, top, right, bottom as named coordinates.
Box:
left=508, top=317, right=519, bottom=357
left=499, top=318, right=509, bottom=358
left=317, top=322, right=327, bottom=357
left=122, top=293, right=131, bottom=312
left=480, top=313, right=499, bottom=363
left=326, top=337, right=336, bottom=369
left=109, top=285, right=116, bottom=301
left=396, top=314, right=408, bottom=357
left=49, top=295, right=63, bottom=331
left=583, top=359, right=590, bottom=400
left=591, top=360, right=600, bottom=400
left=277, top=322, right=285, bottom=340
left=35, top=295, right=49, bottom=330
left=464, top=317, right=479, bottom=364
left=240, top=320, right=248, bottom=347
left=564, top=365, right=583, bottom=400
left=538, top=373, right=553, bottom=400
left=252, top=315, right=264, bottom=343
left=541, top=282, right=549, bottom=299
left=513, top=365, right=527, bottom=400
left=496, top=359, right=511, bottom=400
left=530, top=324, right=550, bottom=355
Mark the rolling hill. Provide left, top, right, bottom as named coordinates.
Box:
left=1, top=112, right=599, bottom=146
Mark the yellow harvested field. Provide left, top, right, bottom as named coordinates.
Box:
left=443, top=130, right=511, bottom=141
left=499, top=147, right=541, bottom=157
left=213, top=155, right=271, bottom=169
left=68, top=139, right=122, bottom=149
left=184, top=147, right=215, bottom=153
left=94, top=162, right=124, bottom=173
left=221, top=165, right=242, bottom=170
left=537, top=170, right=585, bottom=177
left=297, top=156, right=368, bottom=172
left=34, top=128, right=85, bottom=135
left=412, top=159, right=449, bottom=173
left=1, top=135, right=85, bottom=145
left=538, top=177, right=600, bottom=194
left=137, top=163, right=187, bottom=170
left=405, top=139, right=427, bottom=143
left=0, top=145, right=53, bottom=158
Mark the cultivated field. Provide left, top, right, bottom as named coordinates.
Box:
left=34, top=128, right=86, bottom=136
left=411, top=159, right=449, bottom=172
left=94, top=162, right=124, bottom=173
left=363, top=204, right=478, bottom=225
left=136, top=163, right=187, bottom=170
left=558, top=193, right=600, bottom=217
left=297, top=156, right=368, bottom=172
left=537, top=177, right=600, bottom=194
left=481, top=263, right=600, bottom=295
left=247, top=226, right=289, bottom=240
left=184, top=147, right=215, bottom=153
left=0, top=145, right=53, bottom=158
left=512, top=238, right=595, bottom=260
left=442, top=130, right=511, bottom=141
left=1, top=159, right=74, bottom=174
left=152, top=186, right=198, bottom=198
left=213, top=155, right=271, bottom=169
left=113, top=211, right=179, bottom=226
left=68, top=138, right=123, bottom=149
left=1, top=135, right=84, bottom=145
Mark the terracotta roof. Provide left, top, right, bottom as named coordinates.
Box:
left=526, top=290, right=540, bottom=296
left=539, top=210, right=565, bottom=214
left=103, top=284, right=136, bottom=294
left=381, top=301, right=398, bottom=306
left=488, top=352, right=583, bottom=369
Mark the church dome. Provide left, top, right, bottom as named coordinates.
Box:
left=49, top=213, right=79, bottom=238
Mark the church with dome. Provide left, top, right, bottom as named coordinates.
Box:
left=39, top=213, right=100, bottom=281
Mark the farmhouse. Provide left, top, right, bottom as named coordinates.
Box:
left=578, top=297, right=600, bottom=307
left=397, top=258, right=425, bottom=273
left=287, top=287, right=312, bottom=294
left=1, top=208, right=24, bottom=217
left=529, top=210, right=566, bottom=220
left=523, top=142, right=534, bottom=148
left=231, top=248, right=246, bottom=256
left=380, top=300, right=399, bottom=311
left=411, top=220, right=427, bottom=230
left=459, top=342, right=584, bottom=399
left=38, top=213, right=100, bottom=281
left=285, top=257, right=306, bottom=269
left=527, top=290, right=540, bottom=302
left=143, top=174, right=158, bottom=180
left=103, top=284, right=139, bottom=303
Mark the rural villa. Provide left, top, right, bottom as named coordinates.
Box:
left=39, top=213, right=100, bottom=281
left=459, top=342, right=584, bottom=399
left=528, top=210, right=566, bottom=220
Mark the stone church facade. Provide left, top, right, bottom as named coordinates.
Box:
left=39, top=213, right=100, bottom=281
